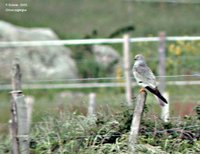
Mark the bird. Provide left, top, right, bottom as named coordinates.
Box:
left=132, top=54, right=168, bottom=106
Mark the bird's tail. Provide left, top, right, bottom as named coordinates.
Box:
left=158, top=98, right=167, bottom=107
left=145, top=86, right=168, bottom=106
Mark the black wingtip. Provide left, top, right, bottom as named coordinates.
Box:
left=145, top=86, right=168, bottom=104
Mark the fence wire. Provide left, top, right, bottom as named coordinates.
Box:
left=0, top=74, right=199, bottom=85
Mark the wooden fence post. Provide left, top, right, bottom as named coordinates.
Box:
left=11, top=58, right=21, bottom=154
left=87, top=93, right=96, bottom=118
left=123, top=34, right=132, bottom=106
left=158, top=32, right=170, bottom=121
left=8, top=119, right=12, bottom=139
left=129, top=91, right=147, bottom=153
left=158, top=32, right=166, bottom=93
left=11, top=58, right=30, bottom=154
left=25, top=96, right=34, bottom=133
left=161, top=92, right=169, bottom=122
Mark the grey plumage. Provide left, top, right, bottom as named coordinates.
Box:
left=132, top=54, right=168, bottom=106
left=133, top=54, right=156, bottom=88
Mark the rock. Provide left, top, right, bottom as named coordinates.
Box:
left=92, top=45, right=120, bottom=68
left=0, top=20, right=78, bottom=82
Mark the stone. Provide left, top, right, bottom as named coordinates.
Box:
left=0, top=20, right=78, bottom=82
left=92, top=44, right=120, bottom=68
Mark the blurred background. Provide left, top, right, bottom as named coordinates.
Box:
left=0, top=0, right=200, bottom=151
left=0, top=0, right=200, bottom=121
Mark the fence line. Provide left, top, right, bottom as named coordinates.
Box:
left=7, top=125, right=200, bottom=139
left=0, top=80, right=199, bottom=90
left=1, top=55, right=200, bottom=64
left=21, top=73, right=200, bottom=83
left=12, top=124, right=199, bottom=139
left=0, top=36, right=200, bottom=47
left=0, top=74, right=198, bottom=84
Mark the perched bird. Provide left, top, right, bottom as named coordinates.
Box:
left=132, top=54, right=168, bottom=106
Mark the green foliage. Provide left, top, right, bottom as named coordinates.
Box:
left=196, top=105, right=200, bottom=120
left=1, top=105, right=200, bottom=153
left=1, top=1, right=200, bottom=79
left=1, top=1, right=200, bottom=38
left=0, top=136, right=11, bottom=154
left=131, top=40, right=200, bottom=77
left=72, top=45, right=109, bottom=78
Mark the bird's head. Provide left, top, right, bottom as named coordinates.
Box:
left=134, top=54, right=146, bottom=62
left=133, top=54, right=146, bottom=66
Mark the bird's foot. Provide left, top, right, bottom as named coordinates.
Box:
left=139, top=88, right=146, bottom=93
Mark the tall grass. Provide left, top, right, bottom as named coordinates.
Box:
left=1, top=103, right=199, bottom=153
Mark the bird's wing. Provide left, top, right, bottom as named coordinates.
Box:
left=145, top=86, right=168, bottom=106
left=133, top=64, right=157, bottom=89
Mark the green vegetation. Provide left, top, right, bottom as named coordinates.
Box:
left=131, top=40, right=200, bottom=76
left=0, top=1, right=200, bottom=153
left=0, top=82, right=199, bottom=153
left=1, top=0, right=200, bottom=78
left=0, top=104, right=199, bottom=153
left=0, top=84, right=199, bottom=123
left=0, top=1, right=200, bottom=39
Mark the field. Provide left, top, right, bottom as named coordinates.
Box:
left=0, top=0, right=200, bottom=153
left=0, top=0, right=200, bottom=39
left=0, top=83, right=200, bottom=153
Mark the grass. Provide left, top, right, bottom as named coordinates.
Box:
left=0, top=84, right=199, bottom=153
left=0, top=84, right=199, bottom=124
left=0, top=1, right=200, bottom=153
left=0, top=103, right=199, bottom=153
left=0, top=1, right=200, bottom=39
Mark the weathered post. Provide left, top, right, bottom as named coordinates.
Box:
left=123, top=34, right=132, bottom=106
left=129, top=91, right=147, bottom=153
left=11, top=58, right=30, bottom=154
left=11, top=58, right=21, bottom=154
left=161, top=92, right=169, bottom=122
left=87, top=93, right=96, bottom=118
left=25, top=96, right=34, bottom=131
left=158, top=32, right=166, bottom=92
left=8, top=119, right=12, bottom=139
left=158, top=32, right=170, bottom=122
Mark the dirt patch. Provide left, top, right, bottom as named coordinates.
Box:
left=173, top=102, right=198, bottom=116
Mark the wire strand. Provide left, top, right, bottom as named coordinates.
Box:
left=0, top=73, right=199, bottom=85
left=22, top=73, right=200, bottom=83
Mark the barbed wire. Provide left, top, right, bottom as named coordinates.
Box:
left=0, top=74, right=199, bottom=90
left=1, top=56, right=200, bottom=66
left=0, top=73, right=194, bottom=84
left=22, top=73, right=200, bottom=83
left=1, top=123, right=199, bottom=139
left=0, top=116, right=198, bottom=126
left=0, top=55, right=200, bottom=65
